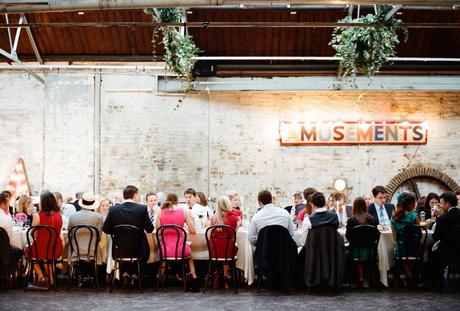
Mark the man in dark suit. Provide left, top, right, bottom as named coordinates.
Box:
left=73, top=192, right=83, bottom=211
left=103, top=185, right=154, bottom=286
left=367, top=185, right=395, bottom=226
left=431, top=191, right=460, bottom=288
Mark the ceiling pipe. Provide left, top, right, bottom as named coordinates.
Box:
left=1, top=1, right=459, bottom=13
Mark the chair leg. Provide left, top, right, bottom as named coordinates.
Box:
left=94, top=261, right=99, bottom=290
left=67, top=263, right=73, bottom=291
left=257, top=270, right=262, bottom=293
left=109, top=261, right=117, bottom=293
left=182, top=260, right=187, bottom=292
left=232, top=261, right=238, bottom=294
left=137, top=261, right=143, bottom=293
left=203, top=260, right=212, bottom=293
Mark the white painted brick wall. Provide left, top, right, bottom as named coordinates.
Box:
left=0, top=71, right=459, bottom=210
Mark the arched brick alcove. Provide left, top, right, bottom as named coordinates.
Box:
left=386, top=165, right=460, bottom=201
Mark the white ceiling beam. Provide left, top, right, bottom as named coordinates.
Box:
left=0, top=47, right=44, bottom=83
left=385, top=4, right=403, bottom=21
left=21, top=13, right=43, bottom=64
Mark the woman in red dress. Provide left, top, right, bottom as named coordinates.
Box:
left=24, top=191, right=63, bottom=286
left=209, top=195, right=241, bottom=286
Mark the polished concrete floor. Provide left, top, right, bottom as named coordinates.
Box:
left=1, top=287, right=459, bottom=311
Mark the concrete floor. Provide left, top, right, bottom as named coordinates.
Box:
left=1, top=287, right=459, bottom=311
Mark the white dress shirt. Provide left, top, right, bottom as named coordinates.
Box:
left=248, top=203, right=294, bottom=245
left=299, top=207, right=340, bottom=247
left=0, top=209, right=14, bottom=243
left=375, top=204, right=390, bottom=226
left=61, top=203, right=77, bottom=219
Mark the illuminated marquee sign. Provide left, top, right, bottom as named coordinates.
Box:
left=280, top=121, right=428, bottom=145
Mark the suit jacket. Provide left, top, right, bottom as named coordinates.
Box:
left=432, top=207, right=460, bottom=264
left=103, top=202, right=154, bottom=260
left=68, top=209, right=104, bottom=260
left=368, top=203, right=395, bottom=225
left=255, top=225, right=298, bottom=291
left=302, top=224, right=345, bottom=289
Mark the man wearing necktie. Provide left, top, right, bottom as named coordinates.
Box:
left=367, top=185, right=395, bottom=226
left=146, top=192, right=159, bottom=226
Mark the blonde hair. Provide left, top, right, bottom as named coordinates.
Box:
left=215, top=195, right=232, bottom=225
left=97, top=197, right=110, bottom=214
left=17, top=194, right=31, bottom=214
left=226, top=190, right=238, bottom=201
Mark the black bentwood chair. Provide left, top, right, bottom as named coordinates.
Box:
left=110, top=225, right=144, bottom=293
left=67, top=225, right=100, bottom=290
left=204, top=225, right=238, bottom=294
left=346, top=225, right=380, bottom=288
left=24, top=225, right=60, bottom=292
left=156, top=225, right=191, bottom=292
left=393, top=224, right=427, bottom=288
left=445, top=225, right=460, bottom=291
left=0, top=227, right=21, bottom=290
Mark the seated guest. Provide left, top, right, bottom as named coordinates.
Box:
left=1, top=190, right=14, bottom=215
left=16, top=194, right=33, bottom=224
left=0, top=192, right=23, bottom=278
left=24, top=191, right=63, bottom=287
left=418, top=192, right=438, bottom=220
left=103, top=185, right=154, bottom=286
left=330, top=192, right=352, bottom=223
left=299, top=192, right=339, bottom=246
left=432, top=191, right=460, bottom=288
left=184, top=188, right=212, bottom=230
left=68, top=193, right=104, bottom=254
left=145, top=192, right=159, bottom=226
left=226, top=190, right=243, bottom=219
left=155, top=193, right=199, bottom=292
left=296, top=188, right=317, bottom=223
left=363, top=193, right=373, bottom=207
left=368, top=185, right=395, bottom=226
left=391, top=192, right=419, bottom=283
left=96, top=197, right=110, bottom=219
left=248, top=190, right=294, bottom=246
left=209, top=195, right=241, bottom=257
left=345, top=197, right=378, bottom=288
left=196, top=192, right=209, bottom=210
left=73, top=192, right=84, bottom=212
left=55, top=192, right=77, bottom=221
left=68, top=193, right=104, bottom=286
left=301, top=192, right=344, bottom=290
left=285, top=192, right=305, bottom=220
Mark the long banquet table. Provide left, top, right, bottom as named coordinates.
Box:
left=14, top=224, right=433, bottom=288
left=106, top=228, right=256, bottom=285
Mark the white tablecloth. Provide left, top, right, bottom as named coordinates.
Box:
left=106, top=228, right=255, bottom=285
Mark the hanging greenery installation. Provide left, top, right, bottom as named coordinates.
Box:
left=329, top=6, right=408, bottom=83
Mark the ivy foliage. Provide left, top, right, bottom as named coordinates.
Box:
left=329, top=6, right=408, bottom=82
left=144, top=8, right=200, bottom=82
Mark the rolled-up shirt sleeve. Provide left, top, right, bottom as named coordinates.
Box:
left=248, top=220, right=258, bottom=246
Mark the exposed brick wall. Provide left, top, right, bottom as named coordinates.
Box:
left=1, top=72, right=459, bottom=210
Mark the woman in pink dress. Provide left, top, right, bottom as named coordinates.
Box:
left=155, top=193, right=199, bottom=291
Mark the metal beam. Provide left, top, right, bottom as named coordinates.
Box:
left=4, top=13, right=13, bottom=51
left=385, top=4, right=403, bottom=21
left=1, top=1, right=459, bottom=13
left=1, top=21, right=460, bottom=29
left=21, top=13, right=43, bottom=64
left=0, top=48, right=44, bottom=83
left=11, top=13, right=23, bottom=57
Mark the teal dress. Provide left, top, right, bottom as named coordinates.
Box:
left=391, top=212, right=419, bottom=257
